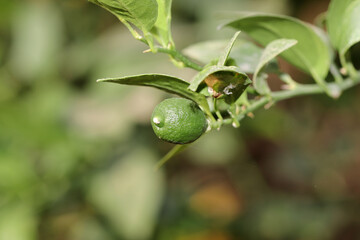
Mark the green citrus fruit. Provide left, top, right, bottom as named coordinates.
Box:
left=151, top=98, right=208, bottom=144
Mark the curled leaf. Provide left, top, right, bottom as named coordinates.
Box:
left=182, top=39, right=272, bottom=73
left=327, top=0, right=360, bottom=56
left=189, top=65, right=251, bottom=104
left=218, top=31, right=241, bottom=66
left=253, top=38, right=298, bottom=94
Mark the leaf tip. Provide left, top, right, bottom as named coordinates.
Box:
left=245, top=78, right=252, bottom=85
left=96, top=78, right=108, bottom=83
left=289, top=39, right=298, bottom=45
left=234, top=30, right=241, bottom=36
left=217, top=22, right=229, bottom=30
left=187, top=85, right=197, bottom=92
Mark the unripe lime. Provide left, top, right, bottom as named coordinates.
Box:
left=151, top=98, right=208, bottom=144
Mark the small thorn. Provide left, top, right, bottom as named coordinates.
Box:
left=232, top=122, right=240, bottom=128
left=143, top=49, right=152, bottom=53
left=340, top=67, right=347, bottom=75
left=235, top=105, right=240, bottom=115
left=264, top=102, right=273, bottom=110
left=247, top=112, right=255, bottom=118
left=281, top=84, right=295, bottom=90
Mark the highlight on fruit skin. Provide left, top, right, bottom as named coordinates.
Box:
left=151, top=98, right=208, bottom=144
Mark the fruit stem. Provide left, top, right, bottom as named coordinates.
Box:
left=154, top=144, right=189, bottom=170
left=213, top=98, right=223, bottom=129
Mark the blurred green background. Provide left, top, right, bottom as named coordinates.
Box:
left=1, top=0, right=360, bottom=239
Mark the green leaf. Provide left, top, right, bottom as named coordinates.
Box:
left=253, top=38, right=297, bottom=94
left=218, top=31, right=241, bottom=66
left=97, top=74, right=212, bottom=117
left=327, top=0, right=360, bottom=77
left=310, top=25, right=334, bottom=61
left=89, top=0, right=158, bottom=46
left=151, top=0, right=174, bottom=47
left=224, top=13, right=331, bottom=89
left=327, top=0, right=360, bottom=55
left=9, top=2, right=63, bottom=80
left=188, top=65, right=251, bottom=104
left=182, top=39, right=267, bottom=73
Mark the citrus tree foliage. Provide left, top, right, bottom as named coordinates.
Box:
left=90, top=0, right=360, bottom=163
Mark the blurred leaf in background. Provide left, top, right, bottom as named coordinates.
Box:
left=9, top=1, right=64, bottom=80
left=88, top=148, right=164, bottom=240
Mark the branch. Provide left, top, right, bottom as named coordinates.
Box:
left=156, top=47, right=203, bottom=71
left=220, top=75, right=360, bottom=126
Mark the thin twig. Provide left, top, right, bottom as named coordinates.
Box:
left=156, top=47, right=203, bottom=71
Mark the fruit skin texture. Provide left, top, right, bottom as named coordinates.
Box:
left=151, top=98, right=208, bottom=144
